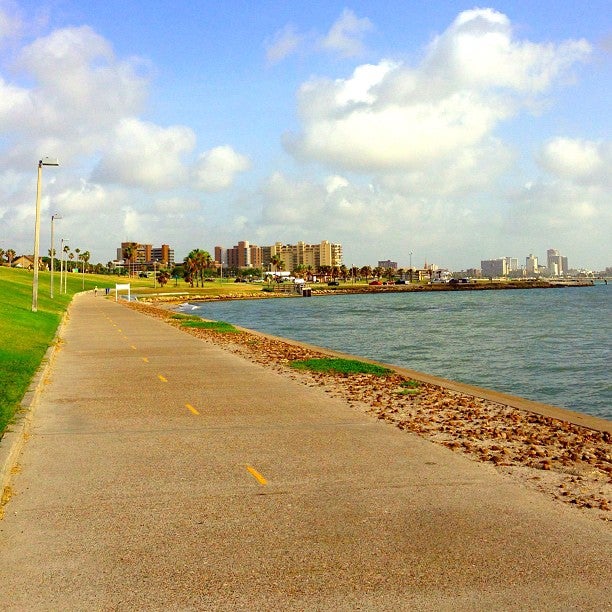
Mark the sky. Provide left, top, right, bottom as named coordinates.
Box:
left=0, top=0, right=610, bottom=270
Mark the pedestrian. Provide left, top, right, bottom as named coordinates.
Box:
left=94, top=286, right=98, bottom=297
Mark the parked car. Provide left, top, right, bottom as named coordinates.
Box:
left=369, top=280, right=382, bottom=285
left=327, top=280, right=339, bottom=286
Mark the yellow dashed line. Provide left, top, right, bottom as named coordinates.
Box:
left=246, top=465, right=267, bottom=486
left=186, top=403, right=200, bottom=415
left=158, top=374, right=168, bottom=383
left=131, top=345, right=137, bottom=350
left=142, top=357, right=149, bottom=363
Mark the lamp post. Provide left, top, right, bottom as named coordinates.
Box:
left=50, top=214, right=62, bottom=298
left=153, top=260, right=157, bottom=288
left=32, top=157, right=60, bottom=311
left=409, top=251, right=413, bottom=283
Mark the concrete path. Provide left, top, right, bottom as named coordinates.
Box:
left=0, top=294, right=610, bottom=610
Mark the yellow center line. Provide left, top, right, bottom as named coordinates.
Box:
left=131, top=345, right=137, bottom=350
left=158, top=374, right=168, bottom=383
left=142, top=357, right=149, bottom=363
left=186, top=403, right=200, bottom=415
left=246, top=465, right=268, bottom=486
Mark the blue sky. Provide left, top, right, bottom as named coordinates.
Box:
left=0, top=0, right=610, bottom=270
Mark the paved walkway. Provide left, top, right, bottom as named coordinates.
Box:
left=0, top=294, right=610, bottom=610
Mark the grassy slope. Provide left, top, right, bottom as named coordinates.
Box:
left=0, top=268, right=107, bottom=433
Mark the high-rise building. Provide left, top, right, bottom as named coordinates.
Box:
left=218, top=240, right=343, bottom=272
left=117, top=242, right=174, bottom=267
left=526, top=254, right=538, bottom=275
left=481, top=258, right=508, bottom=277
left=547, top=248, right=568, bottom=276
left=267, top=240, right=343, bottom=271
left=222, top=241, right=263, bottom=269
left=151, top=244, right=174, bottom=266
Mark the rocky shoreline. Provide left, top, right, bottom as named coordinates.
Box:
left=124, top=300, right=611, bottom=522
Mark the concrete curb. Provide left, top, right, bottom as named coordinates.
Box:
left=0, top=300, right=74, bottom=508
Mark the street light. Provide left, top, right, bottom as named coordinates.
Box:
left=32, top=157, right=59, bottom=312
left=50, top=214, right=62, bottom=298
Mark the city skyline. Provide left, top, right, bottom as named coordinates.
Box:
left=0, top=2, right=610, bottom=270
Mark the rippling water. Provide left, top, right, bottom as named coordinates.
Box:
left=183, top=285, right=611, bottom=419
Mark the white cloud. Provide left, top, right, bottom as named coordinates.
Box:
left=423, top=8, right=590, bottom=93
left=286, top=8, right=591, bottom=179
left=320, top=8, right=373, bottom=58
left=265, top=8, right=372, bottom=64
left=265, top=24, right=304, bottom=64
left=192, top=146, right=251, bottom=192
left=16, top=26, right=149, bottom=134
left=92, top=118, right=195, bottom=190
left=504, top=137, right=611, bottom=255
left=539, top=137, right=608, bottom=184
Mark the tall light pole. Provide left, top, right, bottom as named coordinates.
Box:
left=32, top=157, right=60, bottom=311
left=50, top=214, right=62, bottom=298
left=409, top=251, right=413, bottom=283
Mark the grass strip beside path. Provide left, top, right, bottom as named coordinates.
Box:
left=0, top=268, right=110, bottom=434
left=290, top=357, right=392, bottom=376
left=180, top=320, right=241, bottom=333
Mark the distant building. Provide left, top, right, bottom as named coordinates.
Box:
left=547, top=248, right=568, bottom=276
left=12, top=255, right=44, bottom=270
left=223, top=241, right=263, bottom=269
left=378, top=260, right=398, bottom=270
left=116, top=242, right=174, bottom=268
left=505, top=257, right=519, bottom=272
left=526, top=254, right=538, bottom=275
left=481, top=258, right=508, bottom=277
left=215, top=239, right=343, bottom=272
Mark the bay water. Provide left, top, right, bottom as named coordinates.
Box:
left=183, top=284, right=611, bottom=419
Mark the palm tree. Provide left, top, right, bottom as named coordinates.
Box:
left=183, top=255, right=196, bottom=287
left=185, top=249, right=211, bottom=286
left=318, top=265, right=331, bottom=281
left=0, top=248, right=5, bottom=265
left=6, top=249, right=16, bottom=266
left=270, top=254, right=282, bottom=273
left=122, top=243, right=137, bottom=277
left=81, top=250, right=90, bottom=288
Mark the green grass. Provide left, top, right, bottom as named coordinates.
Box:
left=180, top=320, right=241, bottom=333
left=0, top=267, right=106, bottom=434
left=290, top=357, right=392, bottom=376
left=170, top=313, right=201, bottom=320
left=395, top=379, right=422, bottom=395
